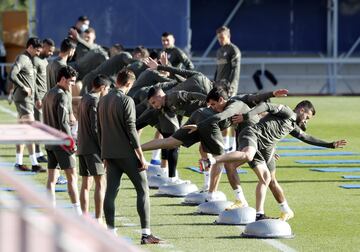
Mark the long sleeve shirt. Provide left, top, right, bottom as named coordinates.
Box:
left=77, top=92, right=101, bottom=155
left=33, top=56, right=48, bottom=101
left=214, top=43, right=241, bottom=96
left=163, top=46, right=194, bottom=70
left=98, top=89, right=140, bottom=159
left=243, top=103, right=335, bottom=150
left=43, top=86, right=72, bottom=150
left=9, top=51, right=35, bottom=103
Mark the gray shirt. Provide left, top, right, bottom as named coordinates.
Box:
left=77, top=92, right=101, bottom=155
left=214, top=43, right=241, bottom=96
left=9, top=51, right=35, bottom=103
left=98, top=88, right=140, bottom=159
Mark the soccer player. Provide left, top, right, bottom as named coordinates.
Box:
left=42, top=66, right=81, bottom=215
left=202, top=100, right=347, bottom=220
left=97, top=69, right=162, bottom=244
left=9, top=37, right=45, bottom=172
left=77, top=74, right=110, bottom=223
left=33, top=38, right=55, bottom=163
left=161, top=32, right=194, bottom=70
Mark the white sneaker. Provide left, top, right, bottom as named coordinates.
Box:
left=205, top=192, right=223, bottom=202
left=109, top=228, right=118, bottom=236
left=156, top=168, right=167, bottom=178
left=166, top=177, right=191, bottom=185
left=199, top=185, right=209, bottom=193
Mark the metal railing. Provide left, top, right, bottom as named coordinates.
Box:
left=192, top=57, right=360, bottom=94
left=0, top=163, right=142, bottom=252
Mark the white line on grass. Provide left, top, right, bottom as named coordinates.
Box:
left=0, top=104, right=17, bottom=118
left=117, top=216, right=181, bottom=251
left=237, top=226, right=297, bottom=252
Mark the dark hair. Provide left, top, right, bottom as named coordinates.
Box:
left=43, top=38, right=55, bottom=47
left=162, top=32, right=173, bottom=37
left=84, top=27, right=96, bottom=34
left=213, top=79, right=230, bottom=91
left=112, top=43, right=124, bottom=51
left=57, top=66, right=78, bottom=83
left=133, top=46, right=149, bottom=58
left=147, top=86, right=162, bottom=100
left=26, top=37, right=43, bottom=49
left=206, top=86, right=229, bottom=102
left=116, top=69, right=135, bottom=86
left=216, top=26, right=230, bottom=35
left=60, top=38, right=76, bottom=53
left=93, top=74, right=111, bottom=89
left=294, top=100, right=316, bottom=115
left=78, top=15, right=89, bottom=22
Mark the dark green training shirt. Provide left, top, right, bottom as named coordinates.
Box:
left=46, top=56, right=67, bottom=91
left=127, top=60, right=148, bottom=78
left=157, top=65, right=213, bottom=94
left=81, top=52, right=133, bottom=95
left=9, top=51, right=36, bottom=103
left=163, top=47, right=194, bottom=70
left=77, top=92, right=101, bottom=155
left=136, top=90, right=206, bottom=131
left=214, top=43, right=241, bottom=96
left=33, top=56, right=48, bottom=101
left=164, top=90, right=206, bottom=117
left=98, top=88, right=140, bottom=159
left=73, top=47, right=108, bottom=80
left=244, top=103, right=336, bottom=151
left=42, top=86, right=72, bottom=151
left=128, top=69, right=174, bottom=98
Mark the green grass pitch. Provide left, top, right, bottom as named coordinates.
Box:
left=0, top=96, right=359, bottom=251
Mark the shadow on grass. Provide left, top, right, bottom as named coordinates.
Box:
left=219, top=179, right=359, bottom=184
left=216, top=235, right=242, bottom=240
left=276, top=165, right=360, bottom=169
left=152, top=203, right=185, bottom=207
left=172, top=212, right=203, bottom=216
left=151, top=222, right=215, bottom=227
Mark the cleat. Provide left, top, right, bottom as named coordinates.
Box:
left=141, top=234, right=164, bottom=245
left=32, top=165, right=47, bottom=173
left=279, top=210, right=294, bottom=221
left=14, top=163, right=31, bottom=171
left=255, top=213, right=275, bottom=221
left=36, top=155, right=48, bottom=163
left=56, top=175, right=68, bottom=185
left=150, top=159, right=161, bottom=166
left=225, top=200, right=248, bottom=210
